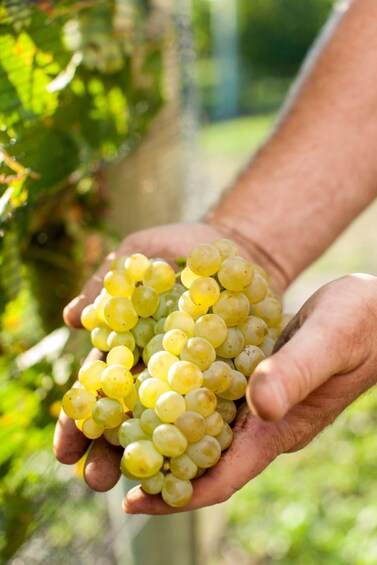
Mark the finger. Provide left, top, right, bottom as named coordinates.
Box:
left=84, top=437, right=123, bottom=492
left=53, top=411, right=90, bottom=464
left=123, top=406, right=282, bottom=514
left=247, top=314, right=352, bottom=421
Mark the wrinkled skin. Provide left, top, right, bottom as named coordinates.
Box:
left=54, top=223, right=377, bottom=513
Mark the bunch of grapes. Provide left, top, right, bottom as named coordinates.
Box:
left=61, top=239, right=286, bottom=507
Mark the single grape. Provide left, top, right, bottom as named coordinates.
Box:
left=132, top=318, right=156, bottom=348
left=154, top=317, right=167, bottom=335
left=260, top=336, right=276, bottom=357
left=93, top=291, right=112, bottom=322
left=175, top=410, right=207, bottom=443
left=234, top=345, right=265, bottom=376
left=202, top=360, right=233, bottom=393
left=80, top=304, right=100, bottom=331
left=205, top=411, right=224, bottom=436
left=239, top=316, right=268, bottom=346
left=62, top=388, right=97, bottom=420
left=169, top=453, right=198, bottom=480
left=106, top=345, right=134, bottom=369
left=92, top=397, right=124, bottom=429
left=140, top=408, right=163, bottom=435
left=178, top=291, right=208, bottom=319
left=180, top=266, right=200, bottom=289
left=162, top=329, right=188, bottom=356
left=189, top=277, right=220, bottom=308
left=121, top=440, right=163, bottom=478
left=186, top=435, right=221, bottom=468
left=187, top=243, right=221, bottom=277
left=194, top=314, right=227, bottom=348
left=118, top=418, right=150, bottom=447
left=217, top=370, right=247, bottom=401
left=213, top=238, right=238, bottom=260
left=148, top=351, right=179, bottom=381
left=215, top=397, right=237, bottom=424
left=168, top=360, right=203, bottom=395
left=217, top=256, right=254, bottom=292
left=138, top=378, right=170, bottom=408
left=164, top=311, right=195, bottom=338
left=131, top=286, right=159, bottom=317
left=104, top=297, right=138, bottom=332
left=142, top=334, right=164, bottom=366
left=215, top=423, right=233, bottom=450
left=78, top=360, right=107, bottom=391
left=253, top=296, right=282, bottom=326
left=244, top=271, right=269, bottom=304
left=185, top=387, right=217, bottom=417
left=104, top=270, right=134, bottom=297
left=161, top=473, right=193, bottom=507
left=215, top=327, right=245, bottom=358
left=103, top=419, right=127, bottom=446
left=212, top=290, right=250, bottom=326
left=142, top=261, right=176, bottom=294
left=180, top=337, right=216, bottom=371
left=152, top=424, right=188, bottom=458
left=109, top=256, right=126, bottom=270
left=268, top=327, right=280, bottom=341
left=81, top=417, right=105, bottom=440
left=91, top=325, right=111, bottom=351
left=107, top=330, right=136, bottom=351
left=155, top=391, right=186, bottom=423
left=141, top=471, right=165, bottom=494
left=100, top=364, right=133, bottom=399
left=125, top=253, right=151, bottom=281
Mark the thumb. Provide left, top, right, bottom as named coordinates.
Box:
left=246, top=315, right=349, bottom=421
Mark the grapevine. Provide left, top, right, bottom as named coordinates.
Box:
left=61, top=239, right=288, bottom=507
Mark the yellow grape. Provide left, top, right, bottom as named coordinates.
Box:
left=194, top=314, right=227, bottom=348
left=78, top=360, right=107, bottom=390
left=187, top=243, right=221, bottom=277
left=168, top=360, right=203, bottom=395
left=80, top=304, right=100, bottom=331
left=142, top=261, right=176, bottom=294
left=189, top=277, right=220, bottom=308
left=104, top=296, right=138, bottom=332
left=106, top=345, right=134, bottom=369
left=217, top=256, right=254, bottom=292
left=125, top=253, right=151, bottom=281
left=104, top=270, right=135, bottom=297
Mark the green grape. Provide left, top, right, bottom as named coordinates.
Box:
left=124, top=384, right=138, bottom=411
left=164, top=311, right=195, bottom=337
left=80, top=303, right=100, bottom=331
left=216, top=327, right=245, bottom=358
left=202, top=360, right=233, bottom=393
left=213, top=238, right=238, bottom=260
left=107, top=330, right=136, bottom=351
left=217, top=256, right=254, bottom=292
left=125, top=253, right=151, bottom=282
left=268, top=327, right=280, bottom=341
left=175, top=411, right=206, bottom=443
left=260, top=336, right=276, bottom=357
left=148, top=351, right=179, bottom=381
left=135, top=369, right=152, bottom=391
left=212, top=290, right=250, bottom=326
left=91, top=325, right=111, bottom=351
left=132, top=318, right=156, bottom=348
left=121, top=440, right=163, bottom=478
left=234, top=345, right=265, bottom=376
left=81, top=417, right=105, bottom=439
left=169, top=453, right=197, bottom=480
left=78, top=360, right=107, bottom=390
left=142, top=261, right=176, bottom=294
left=180, top=337, right=216, bottom=371
left=154, top=317, right=167, bottom=335
left=132, top=346, right=140, bottom=367
left=185, top=387, right=217, bottom=417
left=168, top=360, right=203, bottom=394
left=109, top=256, right=126, bottom=270
left=239, top=316, right=268, bottom=346
left=133, top=400, right=146, bottom=418
left=187, top=243, right=221, bottom=277
left=152, top=292, right=175, bottom=320
left=215, top=423, right=233, bottom=450
left=103, top=419, right=127, bottom=446
left=141, top=471, right=165, bottom=494
left=161, top=474, right=193, bottom=508
left=104, top=270, right=135, bottom=297
left=180, top=266, right=200, bottom=289
left=118, top=418, right=150, bottom=447
left=140, top=409, right=163, bottom=435
left=244, top=271, right=268, bottom=304
left=162, top=329, right=188, bottom=356
left=153, top=424, right=188, bottom=457
left=215, top=397, right=237, bottom=424
left=92, top=397, right=124, bottom=428
left=217, top=370, right=247, bottom=401
left=142, top=334, right=164, bottom=365
left=62, top=388, right=97, bottom=420
left=155, top=391, right=186, bottom=423
left=171, top=283, right=185, bottom=297
left=100, top=364, right=133, bottom=399
left=194, top=467, right=207, bottom=479
left=93, top=291, right=112, bottom=322
left=178, top=291, right=208, bottom=319
left=189, top=277, right=220, bottom=308
left=138, top=378, right=170, bottom=408
left=253, top=296, right=282, bottom=326
left=104, top=297, right=138, bottom=332
left=186, top=435, right=221, bottom=468
left=205, top=411, right=224, bottom=436
left=106, top=345, right=134, bottom=369
left=194, top=314, right=227, bottom=348
left=131, top=286, right=159, bottom=317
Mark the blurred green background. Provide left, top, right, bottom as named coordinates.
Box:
left=2, top=0, right=377, bottom=563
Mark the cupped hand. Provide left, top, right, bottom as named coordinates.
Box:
left=54, top=221, right=258, bottom=491
left=124, top=273, right=377, bottom=514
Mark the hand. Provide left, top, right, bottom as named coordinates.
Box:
left=53, top=221, right=259, bottom=491
left=124, top=273, right=377, bottom=514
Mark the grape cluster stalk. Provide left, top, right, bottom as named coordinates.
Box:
left=61, top=239, right=288, bottom=507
